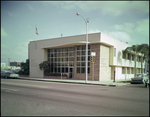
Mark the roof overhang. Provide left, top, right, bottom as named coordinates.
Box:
left=42, top=41, right=114, bottom=49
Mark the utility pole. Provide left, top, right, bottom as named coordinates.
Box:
left=91, top=52, right=96, bottom=82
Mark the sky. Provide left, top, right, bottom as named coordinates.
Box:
left=1, top=1, right=149, bottom=65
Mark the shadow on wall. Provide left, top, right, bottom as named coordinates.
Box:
left=129, top=59, right=132, bottom=66
left=117, top=51, right=122, bottom=65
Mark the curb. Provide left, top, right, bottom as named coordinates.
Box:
left=15, top=77, right=125, bottom=87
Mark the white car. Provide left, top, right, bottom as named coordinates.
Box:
left=1, top=69, right=19, bottom=79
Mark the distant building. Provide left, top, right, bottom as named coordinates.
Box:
left=10, top=62, right=21, bottom=66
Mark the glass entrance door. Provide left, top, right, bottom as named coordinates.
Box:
left=69, top=68, right=74, bottom=78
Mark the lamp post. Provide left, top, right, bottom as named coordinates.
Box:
left=76, top=12, right=89, bottom=83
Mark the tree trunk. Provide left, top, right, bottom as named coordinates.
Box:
left=134, top=54, right=136, bottom=77
left=134, top=47, right=137, bottom=77
left=141, top=59, right=143, bottom=74
left=144, top=60, right=146, bottom=73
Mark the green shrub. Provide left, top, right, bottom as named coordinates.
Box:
left=18, top=59, right=29, bottom=75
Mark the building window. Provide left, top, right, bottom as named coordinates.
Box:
left=47, top=47, right=74, bottom=73
left=138, top=68, right=141, bottom=73
left=81, top=67, right=85, bottom=73
left=76, top=45, right=90, bottom=73
left=131, top=68, right=134, bottom=74
left=136, top=68, right=139, bottom=73
left=137, top=56, right=140, bottom=62
left=127, top=67, right=130, bottom=74
left=114, top=48, right=116, bottom=57
left=132, top=54, right=134, bottom=61
left=139, top=57, right=142, bottom=62
left=127, top=53, right=130, bottom=60
left=122, top=67, right=125, bottom=74
left=77, top=67, right=80, bottom=73
left=122, top=51, right=126, bottom=59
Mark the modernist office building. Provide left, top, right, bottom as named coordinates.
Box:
left=28, top=32, right=144, bottom=81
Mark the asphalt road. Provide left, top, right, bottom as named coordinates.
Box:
left=1, top=79, right=149, bottom=116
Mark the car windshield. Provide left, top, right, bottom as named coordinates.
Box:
left=136, top=74, right=143, bottom=77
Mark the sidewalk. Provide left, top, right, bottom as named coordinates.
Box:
left=17, top=77, right=128, bottom=87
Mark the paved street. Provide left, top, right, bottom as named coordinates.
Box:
left=1, top=79, right=149, bottom=116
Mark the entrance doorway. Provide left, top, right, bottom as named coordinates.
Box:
left=69, top=68, right=74, bottom=78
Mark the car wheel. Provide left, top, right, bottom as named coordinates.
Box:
left=5, top=76, right=7, bottom=79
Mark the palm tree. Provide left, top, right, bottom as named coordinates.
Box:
left=138, top=44, right=149, bottom=73
left=124, top=45, right=141, bottom=77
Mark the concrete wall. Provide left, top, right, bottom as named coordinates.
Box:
left=29, top=41, right=45, bottom=78
left=115, top=67, right=134, bottom=81
left=100, top=33, right=144, bottom=67
left=34, top=33, right=101, bottom=49
left=100, top=33, right=144, bottom=81
left=111, top=66, right=115, bottom=80
left=99, top=44, right=111, bottom=81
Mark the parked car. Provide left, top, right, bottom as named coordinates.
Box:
left=8, top=69, right=20, bottom=74
left=1, top=69, right=19, bottom=79
left=131, top=73, right=148, bottom=84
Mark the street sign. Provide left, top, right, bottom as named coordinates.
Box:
left=91, top=52, right=96, bottom=56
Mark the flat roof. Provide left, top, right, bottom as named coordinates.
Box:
left=30, top=32, right=101, bottom=43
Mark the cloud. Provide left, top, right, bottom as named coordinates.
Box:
left=60, top=2, right=77, bottom=10
left=110, top=18, right=149, bottom=36
left=1, top=28, right=9, bottom=37
left=88, top=29, right=100, bottom=34
left=135, top=19, right=149, bottom=36
left=27, top=25, right=31, bottom=29
left=45, top=1, right=149, bottom=16
left=26, top=4, right=33, bottom=10
left=110, top=23, right=135, bottom=33
left=6, top=11, right=13, bottom=17
left=1, top=41, right=29, bottom=62
left=80, top=29, right=100, bottom=34
left=103, top=31, right=131, bottom=42
left=5, top=11, right=17, bottom=17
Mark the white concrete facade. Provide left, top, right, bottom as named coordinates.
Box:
left=28, top=32, right=144, bottom=81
